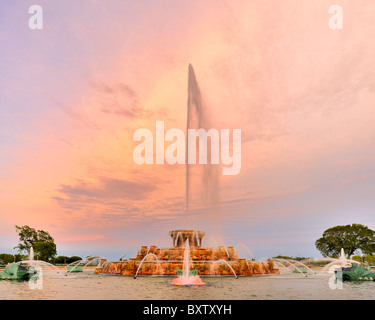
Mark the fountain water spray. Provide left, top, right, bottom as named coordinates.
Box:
left=273, top=258, right=315, bottom=277
left=21, top=246, right=57, bottom=269
left=119, top=250, right=128, bottom=261
left=235, top=243, right=255, bottom=260
left=340, top=248, right=346, bottom=266
left=186, top=64, right=220, bottom=218
left=93, top=65, right=278, bottom=279
left=65, top=256, right=102, bottom=275
left=29, top=247, right=34, bottom=261
left=211, top=259, right=238, bottom=278
left=182, top=241, right=190, bottom=278
left=16, top=246, right=60, bottom=277
left=172, top=240, right=204, bottom=286
left=134, top=254, right=161, bottom=279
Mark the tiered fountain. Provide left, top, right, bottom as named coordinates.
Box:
left=94, top=229, right=279, bottom=277
left=95, top=65, right=279, bottom=279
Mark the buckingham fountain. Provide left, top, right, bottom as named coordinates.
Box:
left=95, top=64, right=279, bottom=279
left=94, top=229, right=279, bottom=277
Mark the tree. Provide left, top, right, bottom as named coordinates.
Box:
left=51, top=255, right=81, bottom=265
left=33, top=242, right=57, bottom=262
left=14, top=225, right=38, bottom=253
left=14, top=225, right=57, bottom=261
left=315, top=223, right=375, bottom=258
left=364, top=254, right=375, bottom=266
left=66, top=256, right=82, bottom=264
left=0, top=253, right=15, bottom=264
left=51, top=256, right=69, bottom=264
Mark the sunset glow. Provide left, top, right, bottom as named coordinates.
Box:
left=1, top=0, right=375, bottom=261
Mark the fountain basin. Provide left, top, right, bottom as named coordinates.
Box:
left=172, top=275, right=204, bottom=286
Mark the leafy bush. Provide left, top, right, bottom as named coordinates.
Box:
left=0, top=254, right=14, bottom=264
left=351, top=255, right=362, bottom=262
left=51, top=255, right=82, bottom=264
left=364, top=254, right=375, bottom=266
left=0, top=253, right=27, bottom=264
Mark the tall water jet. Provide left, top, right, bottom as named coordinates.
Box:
left=172, top=240, right=204, bottom=286
left=20, top=246, right=59, bottom=274
left=93, top=65, right=280, bottom=279
left=186, top=64, right=220, bottom=231
left=182, top=240, right=190, bottom=278
left=29, top=247, right=34, bottom=261
left=340, top=248, right=346, bottom=266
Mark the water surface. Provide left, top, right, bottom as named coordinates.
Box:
left=1, top=270, right=374, bottom=300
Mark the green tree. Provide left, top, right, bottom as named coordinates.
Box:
left=351, top=255, right=362, bottom=263
left=67, top=256, right=82, bottom=264
left=33, top=242, right=57, bottom=262
left=51, top=256, right=69, bottom=264
left=14, top=254, right=26, bottom=262
left=0, top=253, right=27, bottom=264
left=364, top=254, right=375, bottom=266
left=315, top=223, right=375, bottom=257
left=0, top=253, right=15, bottom=264
left=14, top=225, right=57, bottom=261
left=14, top=225, right=38, bottom=253
left=51, top=255, right=81, bottom=264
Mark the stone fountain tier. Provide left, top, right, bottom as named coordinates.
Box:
left=169, top=229, right=205, bottom=248
left=95, top=244, right=279, bottom=277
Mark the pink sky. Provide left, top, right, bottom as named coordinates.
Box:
left=1, top=0, right=375, bottom=259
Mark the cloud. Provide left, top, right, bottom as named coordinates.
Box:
left=45, top=93, right=101, bottom=130
left=54, top=177, right=157, bottom=211
left=91, top=82, right=151, bottom=118
left=2, top=0, right=375, bottom=257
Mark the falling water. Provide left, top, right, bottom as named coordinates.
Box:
left=66, top=256, right=102, bottom=275
left=119, top=250, right=128, bottom=261
left=211, top=259, right=238, bottom=279
left=186, top=64, right=220, bottom=215
left=134, top=254, right=160, bottom=279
